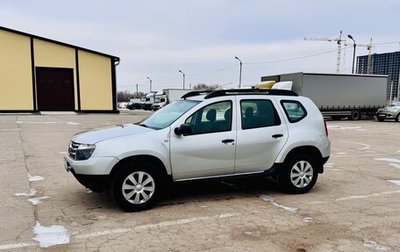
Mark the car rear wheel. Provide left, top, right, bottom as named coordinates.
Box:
left=396, top=114, right=399, bottom=122
left=111, top=161, right=161, bottom=211
left=278, top=154, right=318, bottom=194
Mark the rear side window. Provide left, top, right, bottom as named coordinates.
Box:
left=240, top=100, right=281, bottom=129
left=281, top=100, right=307, bottom=123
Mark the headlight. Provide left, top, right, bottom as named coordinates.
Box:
left=76, top=144, right=96, bottom=160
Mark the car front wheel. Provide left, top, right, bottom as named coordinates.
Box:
left=112, top=162, right=161, bottom=211
left=278, top=154, right=318, bottom=194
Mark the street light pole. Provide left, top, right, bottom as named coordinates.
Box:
left=235, top=56, right=242, bottom=88
left=178, top=70, right=185, bottom=89
left=146, top=77, right=152, bottom=92
left=348, top=35, right=357, bottom=74
left=136, top=84, right=139, bottom=97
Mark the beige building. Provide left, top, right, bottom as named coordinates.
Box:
left=0, top=26, right=119, bottom=112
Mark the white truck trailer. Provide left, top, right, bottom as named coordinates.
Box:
left=152, top=89, right=195, bottom=110
left=261, top=72, right=388, bottom=120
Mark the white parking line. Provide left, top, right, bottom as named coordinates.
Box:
left=375, top=158, right=400, bottom=164
left=352, top=142, right=370, bottom=151
left=335, top=190, right=400, bottom=202
left=76, top=213, right=238, bottom=239
left=363, top=239, right=391, bottom=251
left=259, top=195, right=297, bottom=213
left=0, top=242, right=36, bottom=250
left=0, top=213, right=239, bottom=250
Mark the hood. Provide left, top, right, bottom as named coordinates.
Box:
left=379, top=106, right=399, bottom=113
left=72, top=124, right=154, bottom=144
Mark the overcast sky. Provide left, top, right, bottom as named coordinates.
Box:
left=1, top=0, right=399, bottom=92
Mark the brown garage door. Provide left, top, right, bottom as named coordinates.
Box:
left=36, top=67, right=75, bottom=111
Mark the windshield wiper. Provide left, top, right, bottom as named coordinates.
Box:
left=136, top=123, right=149, bottom=128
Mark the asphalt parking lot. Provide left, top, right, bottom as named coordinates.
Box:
left=0, top=111, right=399, bottom=251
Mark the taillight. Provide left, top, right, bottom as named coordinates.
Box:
left=324, top=120, right=328, bottom=136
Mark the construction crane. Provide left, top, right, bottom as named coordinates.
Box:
left=344, top=37, right=374, bottom=74
left=304, top=31, right=346, bottom=73
left=305, top=31, right=374, bottom=73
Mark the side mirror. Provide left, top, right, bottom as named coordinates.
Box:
left=174, top=124, right=192, bottom=135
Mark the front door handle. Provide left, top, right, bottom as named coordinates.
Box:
left=272, top=134, right=284, bottom=139
left=221, top=139, right=235, bottom=144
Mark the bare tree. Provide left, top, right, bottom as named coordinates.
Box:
left=117, top=91, right=144, bottom=102
left=193, top=83, right=219, bottom=91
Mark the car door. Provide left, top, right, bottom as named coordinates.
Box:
left=235, top=98, right=288, bottom=173
left=170, top=99, right=236, bottom=180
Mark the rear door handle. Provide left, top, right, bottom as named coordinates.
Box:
left=272, top=134, right=284, bottom=139
left=221, top=139, right=235, bottom=144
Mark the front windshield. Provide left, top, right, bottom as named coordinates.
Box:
left=139, top=100, right=200, bottom=129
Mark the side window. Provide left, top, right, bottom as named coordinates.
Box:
left=185, top=101, right=232, bottom=134
left=281, top=100, right=307, bottom=123
left=241, top=100, right=281, bottom=130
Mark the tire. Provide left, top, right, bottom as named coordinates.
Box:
left=278, top=154, right=318, bottom=194
left=349, top=110, right=361, bottom=120
left=377, top=118, right=384, bottom=122
left=111, top=161, right=162, bottom=212
left=396, top=114, right=400, bottom=122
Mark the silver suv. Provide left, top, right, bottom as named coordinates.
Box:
left=377, top=102, right=400, bottom=122
left=65, top=89, right=330, bottom=211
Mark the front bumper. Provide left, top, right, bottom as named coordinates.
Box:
left=64, top=155, right=119, bottom=192
left=64, top=155, right=119, bottom=175
left=377, top=111, right=397, bottom=119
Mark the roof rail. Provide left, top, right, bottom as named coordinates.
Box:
left=181, top=90, right=212, bottom=99
left=204, top=89, right=298, bottom=99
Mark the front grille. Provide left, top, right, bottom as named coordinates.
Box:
left=68, top=141, right=80, bottom=160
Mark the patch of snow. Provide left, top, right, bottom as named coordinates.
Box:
left=363, top=239, right=390, bottom=251
left=387, top=180, right=400, bottom=186
left=336, top=152, right=347, bottom=155
left=303, top=217, right=313, bottom=223
left=259, top=195, right=297, bottom=213
left=28, top=196, right=50, bottom=205
left=15, top=189, right=37, bottom=197
left=28, top=174, right=44, bottom=182
left=33, top=222, right=70, bottom=248
left=67, top=122, right=80, bottom=125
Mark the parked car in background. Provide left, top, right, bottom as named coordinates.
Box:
left=377, top=102, right=400, bottom=122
